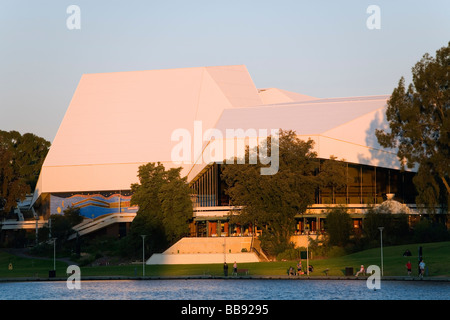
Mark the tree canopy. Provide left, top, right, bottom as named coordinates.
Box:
left=325, top=206, right=353, bottom=247
left=127, top=162, right=193, bottom=256
left=376, top=42, right=450, bottom=212
left=221, top=129, right=347, bottom=256
left=0, top=130, right=50, bottom=217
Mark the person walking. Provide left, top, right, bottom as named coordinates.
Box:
left=419, top=260, right=426, bottom=278
left=223, top=262, right=228, bottom=277
left=406, top=261, right=412, bottom=276
left=296, top=260, right=302, bottom=275
left=233, top=261, right=237, bottom=276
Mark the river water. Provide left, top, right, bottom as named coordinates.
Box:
left=0, top=279, right=449, bottom=300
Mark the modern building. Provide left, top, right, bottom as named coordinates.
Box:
left=30, top=65, right=424, bottom=247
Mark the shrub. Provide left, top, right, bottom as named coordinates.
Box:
left=413, top=219, right=450, bottom=243
left=276, top=247, right=305, bottom=261
left=326, top=246, right=347, bottom=258
left=325, top=206, right=353, bottom=247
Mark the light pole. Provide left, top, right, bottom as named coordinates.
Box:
left=223, top=236, right=226, bottom=264
left=305, top=226, right=309, bottom=276
left=53, top=238, right=57, bottom=271
left=141, top=235, right=146, bottom=277
left=378, top=227, right=384, bottom=276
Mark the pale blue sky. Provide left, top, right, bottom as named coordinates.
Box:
left=1, top=0, right=449, bottom=142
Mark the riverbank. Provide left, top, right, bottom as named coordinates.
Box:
left=1, top=274, right=449, bottom=283
left=2, top=241, right=449, bottom=280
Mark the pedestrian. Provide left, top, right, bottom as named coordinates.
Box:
left=406, top=261, right=412, bottom=276
left=233, top=261, right=237, bottom=276
left=223, top=262, right=228, bottom=277
left=419, top=260, right=425, bottom=278
left=296, top=260, right=302, bottom=275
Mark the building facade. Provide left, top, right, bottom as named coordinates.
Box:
left=30, top=65, right=436, bottom=240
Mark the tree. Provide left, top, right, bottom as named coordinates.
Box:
left=63, top=205, right=84, bottom=227
left=412, top=219, right=450, bottom=243
left=47, top=206, right=83, bottom=244
left=0, top=142, right=29, bottom=215
left=325, top=206, right=353, bottom=247
left=159, top=170, right=194, bottom=244
left=375, top=42, right=450, bottom=212
left=363, top=207, right=410, bottom=246
left=221, top=129, right=347, bottom=256
left=127, top=162, right=193, bottom=257
left=0, top=130, right=50, bottom=217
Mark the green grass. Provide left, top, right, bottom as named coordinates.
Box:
left=0, top=251, right=68, bottom=278
left=1, top=241, right=449, bottom=279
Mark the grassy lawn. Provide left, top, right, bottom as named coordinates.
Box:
left=1, top=241, right=449, bottom=279
left=0, top=251, right=68, bottom=278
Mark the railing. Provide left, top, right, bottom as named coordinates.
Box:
left=0, top=219, right=46, bottom=230
left=68, top=212, right=136, bottom=240
left=193, top=206, right=241, bottom=218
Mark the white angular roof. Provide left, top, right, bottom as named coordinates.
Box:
left=258, top=88, right=318, bottom=104
left=33, top=65, right=265, bottom=202
left=186, top=95, right=405, bottom=181
left=214, top=95, right=389, bottom=136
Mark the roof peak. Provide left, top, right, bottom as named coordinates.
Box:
left=82, top=64, right=248, bottom=76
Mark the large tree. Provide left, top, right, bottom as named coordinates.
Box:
left=221, top=129, right=347, bottom=256
left=325, top=206, right=353, bottom=247
left=376, top=42, right=450, bottom=212
left=0, top=130, right=50, bottom=217
left=128, top=162, right=193, bottom=256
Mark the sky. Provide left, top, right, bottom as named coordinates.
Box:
left=0, top=0, right=449, bottom=143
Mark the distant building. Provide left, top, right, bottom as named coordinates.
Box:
left=30, top=65, right=426, bottom=239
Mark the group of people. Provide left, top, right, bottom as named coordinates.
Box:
left=287, top=260, right=313, bottom=276
left=223, top=261, right=238, bottom=276
left=404, top=247, right=426, bottom=277
left=224, top=249, right=427, bottom=278
left=406, top=259, right=426, bottom=277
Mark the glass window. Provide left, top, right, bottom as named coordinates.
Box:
left=376, top=167, right=389, bottom=203
left=320, top=186, right=333, bottom=204
left=335, top=185, right=347, bottom=204
left=390, top=169, right=400, bottom=200
left=403, top=171, right=417, bottom=204
left=362, top=165, right=375, bottom=204
left=348, top=164, right=361, bottom=204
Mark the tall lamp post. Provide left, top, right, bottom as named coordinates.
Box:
left=141, top=235, right=147, bottom=277
left=53, top=238, right=57, bottom=271
left=305, top=226, right=310, bottom=276
left=378, top=227, right=384, bottom=276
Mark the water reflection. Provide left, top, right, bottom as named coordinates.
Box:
left=0, top=280, right=448, bottom=300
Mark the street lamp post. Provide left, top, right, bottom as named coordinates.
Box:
left=305, top=226, right=310, bottom=276
left=141, top=235, right=146, bottom=277
left=53, top=238, right=57, bottom=271
left=378, top=227, right=384, bottom=276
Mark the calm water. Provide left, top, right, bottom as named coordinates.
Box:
left=0, top=279, right=449, bottom=300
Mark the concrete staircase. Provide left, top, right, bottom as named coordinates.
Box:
left=146, top=236, right=261, bottom=265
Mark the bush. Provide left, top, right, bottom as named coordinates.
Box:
left=77, top=253, right=96, bottom=267
left=326, top=246, right=347, bottom=258
left=413, top=219, right=450, bottom=243
left=308, top=237, right=328, bottom=258
left=363, top=209, right=411, bottom=245
left=325, top=206, right=353, bottom=247
left=276, top=247, right=305, bottom=261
